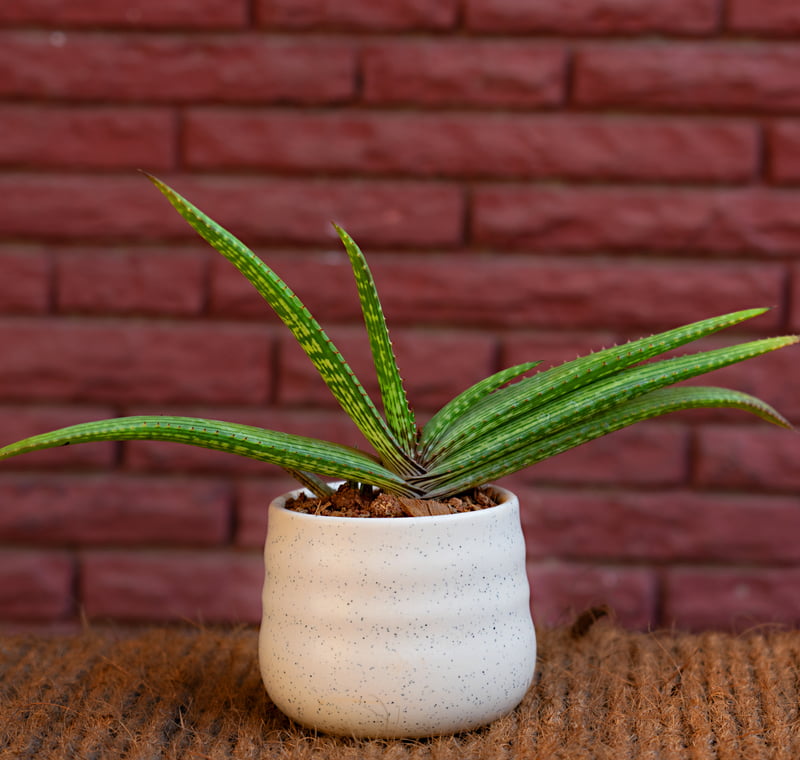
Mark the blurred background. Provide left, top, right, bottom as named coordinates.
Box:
left=0, top=0, right=798, bottom=633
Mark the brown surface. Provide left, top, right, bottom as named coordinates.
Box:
left=1, top=621, right=798, bottom=759
left=285, top=482, right=497, bottom=517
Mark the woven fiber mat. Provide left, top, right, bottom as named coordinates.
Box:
left=0, top=623, right=798, bottom=759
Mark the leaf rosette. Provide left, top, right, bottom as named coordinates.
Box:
left=1, top=177, right=796, bottom=501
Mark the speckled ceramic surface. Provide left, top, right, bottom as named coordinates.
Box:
left=258, top=485, right=537, bottom=738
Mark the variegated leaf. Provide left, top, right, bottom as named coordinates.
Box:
left=419, top=361, right=541, bottom=456
left=415, top=385, right=793, bottom=497
left=0, top=416, right=413, bottom=495
left=146, top=175, right=414, bottom=476
left=425, top=307, right=770, bottom=462
left=428, top=335, right=798, bottom=476
left=334, top=224, right=418, bottom=456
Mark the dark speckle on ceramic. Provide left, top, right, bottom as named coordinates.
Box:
left=258, top=484, right=537, bottom=739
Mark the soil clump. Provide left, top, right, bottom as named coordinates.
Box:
left=285, top=482, right=498, bottom=518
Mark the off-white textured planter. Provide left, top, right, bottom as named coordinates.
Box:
left=259, top=484, right=536, bottom=738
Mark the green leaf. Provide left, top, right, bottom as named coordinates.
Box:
left=282, top=469, right=336, bottom=498
left=427, top=335, right=798, bottom=478
left=425, top=308, right=771, bottom=463
left=334, top=224, right=417, bottom=454
left=145, top=174, right=414, bottom=477
left=419, top=362, right=541, bottom=457
left=415, top=386, right=794, bottom=497
left=0, top=416, right=414, bottom=495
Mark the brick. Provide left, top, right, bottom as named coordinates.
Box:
left=510, top=325, right=797, bottom=430
left=472, top=185, right=800, bottom=256
left=125, top=440, right=276, bottom=477
left=81, top=551, right=263, bottom=623
left=696, top=426, right=800, bottom=491
left=502, top=331, right=624, bottom=370
left=0, top=0, right=247, bottom=27
left=236, top=476, right=306, bottom=547
left=0, top=175, right=463, bottom=248
left=257, top=0, right=457, bottom=30
left=0, top=31, right=355, bottom=104
left=210, top=255, right=270, bottom=319
left=685, top=338, right=800, bottom=421
left=213, top=251, right=784, bottom=333
left=0, top=620, right=84, bottom=635
left=0, top=474, right=231, bottom=546
left=0, top=105, right=174, bottom=170
left=793, top=266, right=800, bottom=331
left=123, top=408, right=367, bottom=475
left=186, top=111, right=756, bottom=183
left=278, top=327, right=496, bottom=412
left=362, top=41, right=565, bottom=107
left=0, top=551, right=74, bottom=620
left=664, top=567, right=800, bottom=630
left=518, top=487, right=800, bottom=564
left=0, top=319, right=272, bottom=405
left=0, top=405, right=116, bottom=469
left=466, top=0, right=718, bottom=35
left=728, top=0, right=800, bottom=35
left=210, top=251, right=367, bottom=322
left=0, top=175, right=187, bottom=241
left=769, top=122, right=800, bottom=183
left=56, top=247, right=207, bottom=316
left=574, top=44, right=800, bottom=112
left=528, top=561, right=656, bottom=630
left=165, top=179, right=464, bottom=249
left=0, top=249, right=49, bottom=313
left=510, top=423, right=688, bottom=487
left=211, top=249, right=404, bottom=324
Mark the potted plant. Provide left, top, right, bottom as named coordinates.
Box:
left=1, top=175, right=796, bottom=737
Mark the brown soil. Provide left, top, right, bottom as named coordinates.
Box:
left=284, top=482, right=498, bottom=518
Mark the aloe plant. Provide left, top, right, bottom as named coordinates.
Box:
left=0, top=175, right=797, bottom=500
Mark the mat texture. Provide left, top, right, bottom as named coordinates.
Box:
left=1, top=622, right=798, bottom=759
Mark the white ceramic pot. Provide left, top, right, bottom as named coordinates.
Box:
left=258, top=484, right=536, bottom=738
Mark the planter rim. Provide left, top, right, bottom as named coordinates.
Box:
left=269, top=482, right=515, bottom=526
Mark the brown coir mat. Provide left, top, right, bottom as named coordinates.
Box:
left=1, top=622, right=798, bottom=759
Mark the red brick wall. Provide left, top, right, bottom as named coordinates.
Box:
left=0, top=0, right=798, bottom=632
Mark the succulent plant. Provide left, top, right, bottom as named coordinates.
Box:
left=0, top=176, right=796, bottom=501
